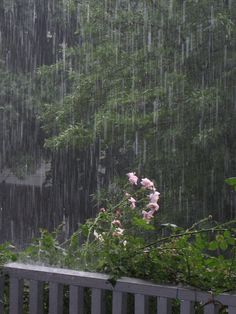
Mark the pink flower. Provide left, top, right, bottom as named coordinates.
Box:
left=141, top=178, right=155, bottom=190
left=112, top=227, right=124, bottom=237
left=112, top=219, right=122, bottom=227
left=142, top=210, right=154, bottom=223
left=149, top=191, right=160, bottom=203
left=128, top=197, right=136, bottom=208
left=127, top=172, right=138, bottom=185
left=99, top=207, right=106, bottom=213
left=147, top=202, right=159, bottom=211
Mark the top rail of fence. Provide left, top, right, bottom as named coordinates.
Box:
left=4, top=262, right=236, bottom=307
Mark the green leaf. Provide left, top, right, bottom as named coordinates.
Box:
left=225, top=177, right=236, bottom=191
left=208, top=241, right=218, bottom=250
left=216, top=234, right=224, bottom=242
left=227, top=237, right=235, bottom=245
left=194, top=234, right=206, bottom=250
left=223, top=230, right=231, bottom=238
left=132, top=217, right=155, bottom=231
left=219, top=241, right=228, bottom=251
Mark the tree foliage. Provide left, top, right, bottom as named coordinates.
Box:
left=0, top=0, right=235, bottom=224
left=37, top=0, right=236, bottom=224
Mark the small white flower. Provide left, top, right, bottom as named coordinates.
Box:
left=93, top=230, right=104, bottom=242
left=161, top=223, right=178, bottom=228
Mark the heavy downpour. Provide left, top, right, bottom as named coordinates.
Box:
left=0, top=0, right=235, bottom=245
left=1, top=1, right=236, bottom=313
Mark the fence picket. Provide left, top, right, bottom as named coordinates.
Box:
left=112, top=291, right=127, bottom=314
left=0, top=276, right=4, bottom=314
left=49, top=282, right=63, bottom=314
left=9, top=277, right=24, bottom=314
left=157, top=297, right=171, bottom=314
left=180, top=300, right=194, bottom=313
left=228, top=306, right=236, bottom=314
left=69, top=285, right=84, bottom=314
left=91, top=288, right=104, bottom=314
left=203, top=303, right=218, bottom=314
left=135, top=294, right=148, bottom=314
left=29, top=280, right=43, bottom=314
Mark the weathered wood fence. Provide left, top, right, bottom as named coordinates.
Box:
left=1, top=262, right=236, bottom=313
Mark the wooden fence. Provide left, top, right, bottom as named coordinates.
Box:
left=1, top=262, right=236, bottom=313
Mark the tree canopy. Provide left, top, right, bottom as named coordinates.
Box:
left=0, top=0, right=236, bottom=226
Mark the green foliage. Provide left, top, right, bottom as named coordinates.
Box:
left=0, top=243, right=17, bottom=267
left=225, top=177, right=236, bottom=191
left=33, top=0, right=236, bottom=224
left=0, top=0, right=236, bottom=224
left=19, top=175, right=236, bottom=294
left=21, top=227, right=67, bottom=266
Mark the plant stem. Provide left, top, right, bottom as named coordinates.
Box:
left=186, top=216, right=213, bottom=232
left=141, top=227, right=229, bottom=250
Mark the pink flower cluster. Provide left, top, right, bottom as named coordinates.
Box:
left=143, top=189, right=160, bottom=223
left=112, top=219, right=124, bottom=237
left=129, top=196, right=136, bottom=208
left=141, top=178, right=155, bottom=190
left=127, top=172, right=160, bottom=223
left=97, top=173, right=160, bottom=240
left=127, top=172, right=156, bottom=192
left=127, top=172, right=138, bottom=185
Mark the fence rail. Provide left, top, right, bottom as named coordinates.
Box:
left=1, top=262, right=236, bottom=313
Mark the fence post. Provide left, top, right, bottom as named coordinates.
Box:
left=157, top=297, right=171, bottom=314
left=69, top=285, right=84, bottom=314
left=91, top=288, right=105, bottom=314
left=135, top=294, right=148, bottom=314
left=112, top=291, right=127, bottom=314
left=228, top=306, right=236, bottom=314
left=29, top=280, right=44, bottom=314
left=9, top=277, right=24, bottom=314
left=180, top=300, right=195, bottom=313
left=49, top=282, right=64, bottom=314
left=203, top=302, right=219, bottom=314
left=0, top=275, right=4, bottom=314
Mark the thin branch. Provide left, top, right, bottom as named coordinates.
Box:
left=140, top=227, right=229, bottom=250
left=186, top=216, right=213, bottom=232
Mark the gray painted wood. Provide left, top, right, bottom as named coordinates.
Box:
left=9, top=277, right=24, bottom=314
left=203, top=303, right=217, bottom=314
left=49, top=282, right=64, bottom=314
left=228, top=306, right=236, bottom=314
left=1, top=263, right=213, bottom=304
left=180, top=300, right=194, bottom=313
left=112, top=291, right=127, bottom=314
left=5, top=263, right=112, bottom=290
left=157, top=297, right=171, bottom=314
left=135, top=294, right=148, bottom=314
left=0, top=276, right=4, bottom=314
left=91, top=288, right=104, bottom=314
left=4, top=263, right=236, bottom=313
left=29, top=280, right=44, bottom=314
left=69, top=285, right=84, bottom=314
